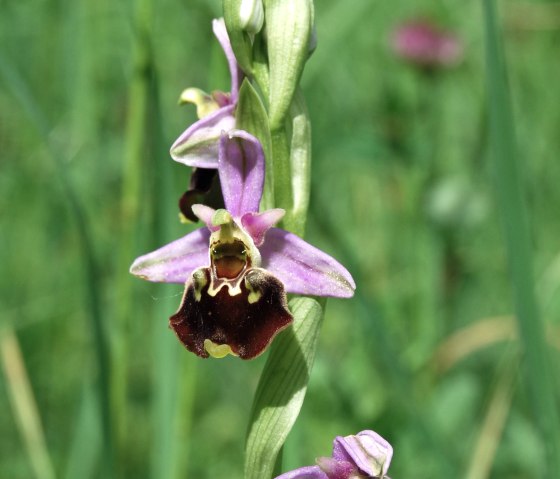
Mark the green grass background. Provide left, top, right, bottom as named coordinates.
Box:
left=1, top=0, right=559, bottom=478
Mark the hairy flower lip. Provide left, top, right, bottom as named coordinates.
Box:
left=170, top=266, right=293, bottom=359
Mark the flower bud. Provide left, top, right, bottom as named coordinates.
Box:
left=239, top=0, right=264, bottom=34
left=332, top=430, right=393, bottom=478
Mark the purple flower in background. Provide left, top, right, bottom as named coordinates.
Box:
left=391, top=19, right=463, bottom=68
left=275, top=430, right=393, bottom=479
left=130, top=131, right=355, bottom=360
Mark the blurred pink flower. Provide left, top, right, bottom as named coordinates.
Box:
left=390, top=20, right=464, bottom=68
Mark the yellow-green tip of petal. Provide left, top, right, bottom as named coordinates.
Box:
left=204, top=339, right=238, bottom=358
left=178, top=88, right=220, bottom=119
left=179, top=212, right=192, bottom=224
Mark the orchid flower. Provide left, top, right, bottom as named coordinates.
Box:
left=170, top=18, right=240, bottom=169
left=130, top=130, right=355, bottom=359
left=171, top=18, right=240, bottom=221
left=275, top=430, right=393, bottom=479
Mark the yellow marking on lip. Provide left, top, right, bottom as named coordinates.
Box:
left=192, top=269, right=208, bottom=302
left=204, top=340, right=238, bottom=358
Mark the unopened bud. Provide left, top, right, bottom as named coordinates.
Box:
left=239, top=0, right=264, bottom=34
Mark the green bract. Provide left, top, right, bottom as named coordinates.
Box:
left=224, top=0, right=255, bottom=75
left=264, top=0, right=313, bottom=130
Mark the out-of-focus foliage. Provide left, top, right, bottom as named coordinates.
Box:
left=1, top=0, right=559, bottom=478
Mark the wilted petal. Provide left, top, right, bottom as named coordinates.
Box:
left=170, top=104, right=235, bottom=166
left=212, top=18, right=242, bottom=101
left=218, top=130, right=265, bottom=217
left=275, top=465, right=328, bottom=479
left=170, top=267, right=292, bottom=359
left=260, top=229, right=356, bottom=298
left=332, top=430, right=393, bottom=478
left=241, top=209, right=285, bottom=246
left=129, top=228, right=211, bottom=284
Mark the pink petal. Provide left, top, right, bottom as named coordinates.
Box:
left=260, top=229, right=356, bottom=298
left=212, top=18, right=242, bottom=101
left=241, top=209, right=285, bottom=246
left=274, top=465, right=328, bottom=479
left=218, top=130, right=265, bottom=217
left=129, top=228, right=211, bottom=284
left=170, top=105, right=235, bottom=167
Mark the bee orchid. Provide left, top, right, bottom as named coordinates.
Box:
left=131, top=131, right=355, bottom=359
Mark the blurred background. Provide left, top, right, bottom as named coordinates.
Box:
left=1, top=0, right=560, bottom=478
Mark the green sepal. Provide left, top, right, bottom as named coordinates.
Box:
left=223, top=0, right=255, bottom=76
left=264, top=0, right=312, bottom=130
left=236, top=79, right=275, bottom=211
left=244, top=297, right=324, bottom=479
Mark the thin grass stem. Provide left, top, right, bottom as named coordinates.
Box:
left=0, top=326, right=57, bottom=479
left=482, top=0, right=560, bottom=475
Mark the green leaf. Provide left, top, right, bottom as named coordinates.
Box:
left=236, top=79, right=275, bottom=210
left=264, top=0, right=312, bottom=130
left=245, top=297, right=324, bottom=479
left=223, top=0, right=255, bottom=75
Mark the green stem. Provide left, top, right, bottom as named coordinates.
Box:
left=113, top=0, right=154, bottom=461
left=0, top=327, right=57, bottom=479
left=482, top=1, right=560, bottom=475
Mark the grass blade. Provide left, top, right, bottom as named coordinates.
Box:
left=0, top=52, right=114, bottom=477
left=482, top=0, right=560, bottom=475
left=0, top=326, right=56, bottom=479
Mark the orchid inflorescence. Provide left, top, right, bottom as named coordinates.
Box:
left=130, top=19, right=354, bottom=360
left=130, top=3, right=394, bottom=476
